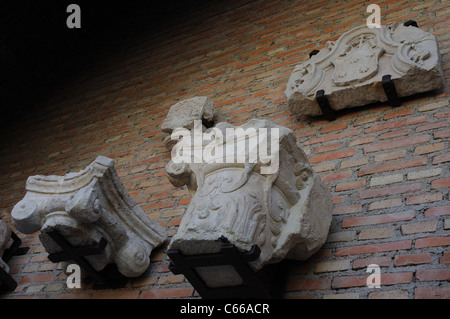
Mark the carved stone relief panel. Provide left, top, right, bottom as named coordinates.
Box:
left=11, top=156, right=167, bottom=278
left=165, top=119, right=333, bottom=286
left=285, top=22, right=444, bottom=117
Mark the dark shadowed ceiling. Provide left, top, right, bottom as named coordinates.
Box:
left=0, top=0, right=211, bottom=126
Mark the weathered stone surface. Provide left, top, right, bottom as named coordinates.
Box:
left=12, top=156, right=167, bottom=278
left=166, top=119, right=333, bottom=286
left=0, top=219, right=12, bottom=274
left=161, top=96, right=214, bottom=133
left=285, top=22, right=444, bottom=117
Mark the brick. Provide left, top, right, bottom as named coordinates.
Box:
left=340, top=157, right=368, bottom=169
left=415, top=287, right=450, bottom=299
left=326, top=231, right=356, bottom=242
left=364, top=135, right=430, bottom=153
left=416, top=268, right=450, bottom=281
left=433, top=152, right=450, bottom=164
left=321, top=170, right=352, bottom=182
left=323, top=293, right=359, bottom=299
left=285, top=278, right=331, bottom=291
left=333, top=204, right=362, bottom=215
left=358, top=183, right=421, bottom=199
left=344, top=210, right=415, bottom=228
left=315, top=142, right=341, bottom=153
left=415, top=236, right=450, bottom=248
left=335, top=240, right=412, bottom=256
left=359, top=226, right=395, bottom=240
left=349, top=136, right=375, bottom=146
left=374, top=149, right=406, bottom=162
left=417, top=100, right=449, bottom=112
left=431, top=178, right=450, bottom=189
left=394, top=253, right=433, bottom=266
left=309, top=149, right=356, bottom=164
left=364, top=115, right=429, bottom=133
left=140, top=287, right=193, bottom=299
left=440, top=251, right=450, bottom=264
left=312, top=162, right=335, bottom=172
left=384, top=108, right=413, bottom=120
left=445, top=219, right=450, bottom=230
left=434, top=129, right=450, bottom=139
left=406, top=192, right=442, bottom=205
left=352, top=257, right=391, bottom=270
left=415, top=120, right=447, bottom=132
left=335, top=180, right=366, bottom=192
left=424, top=205, right=450, bottom=217
left=407, top=168, right=442, bottom=180
left=304, top=129, right=360, bottom=145
left=413, top=142, right=445, bottom=155
left=359, top=158, right=426, bottom=176
left=379, top=128, right=410, bottom=140
left=401, top=220, right=438, bottom=235
left=369, top=174, right=403, bottom=187
left=314, top=259, right=350, bottom=273
left=91, top=289, right=140, bottom=299
left=368, top=198, right=402, bottom=211
left=321, top=122, right=347, bottom=134
left=332, top=272, right=412, bottom=288
left=369, top=290, right=408, bottom=299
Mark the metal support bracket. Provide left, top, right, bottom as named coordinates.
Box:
left=46, top=230, right=108, bottom=283
left=168, top=244, right=272, bottom=299
left=382, top=74, right=401, bottom=107
left=1, top=230, right=29, bottom=291
left=316, top=89, right=336, bottom=121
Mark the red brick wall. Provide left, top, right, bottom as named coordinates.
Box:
left=0, top=0, right=449, bottom=299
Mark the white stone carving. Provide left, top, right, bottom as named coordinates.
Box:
left=11, top=156, right=167, bottom=278
left=166, top=119, right=333, bottom=286
left=0, top=219, right=12, bottom=274
left=162, top=96, right=215, bottom=150
left=285, top=22, right=444, bottom=116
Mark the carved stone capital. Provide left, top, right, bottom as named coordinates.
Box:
left=166, top=119, right=333, bottom=286
left=11, top=156, right=167, bottom=277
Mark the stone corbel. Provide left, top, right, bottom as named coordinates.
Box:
left=11, top=156, right=167, bottom=278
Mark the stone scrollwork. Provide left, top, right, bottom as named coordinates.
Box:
left=11, top=156, right=167, bottom=278
left=0, top=219, right=12, bottom=275
left=285, top=22, right=444, bottom=116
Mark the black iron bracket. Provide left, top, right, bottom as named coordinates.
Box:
left=168, top=244, right=271, bottom=299
left=316, top=89, right=336, bottom=121
left=1, top=230, right=29, bottom=291
left=46, top=230, right=108, bottom=283
left=382, top=74, right=401, bottom=107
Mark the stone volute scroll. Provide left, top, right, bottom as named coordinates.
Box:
left=11, top=155, right=167, bottom=278
left=285, top=21, right=444, bottom=117
left=164, top=111, right=333, bottom=288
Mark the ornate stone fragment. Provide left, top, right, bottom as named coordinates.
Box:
left=166, top=119, right=333, bottom=287
left=11, top=156, right=167, bottom=278
left=0, top=219, right=12, bottom=274
left=285, top=22, right=444, bottom=117
left=162, top=96, right=215, bottom=150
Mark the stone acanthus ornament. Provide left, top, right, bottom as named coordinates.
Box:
left=165, top=118, right=333, bottom=287
left=11, top=156, right=167, bottom=278
left=161, top=96, right=215, bottom=150
left=285, top=21, right=444, bottom=117
left=0, top=219, right=12, bottom=275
